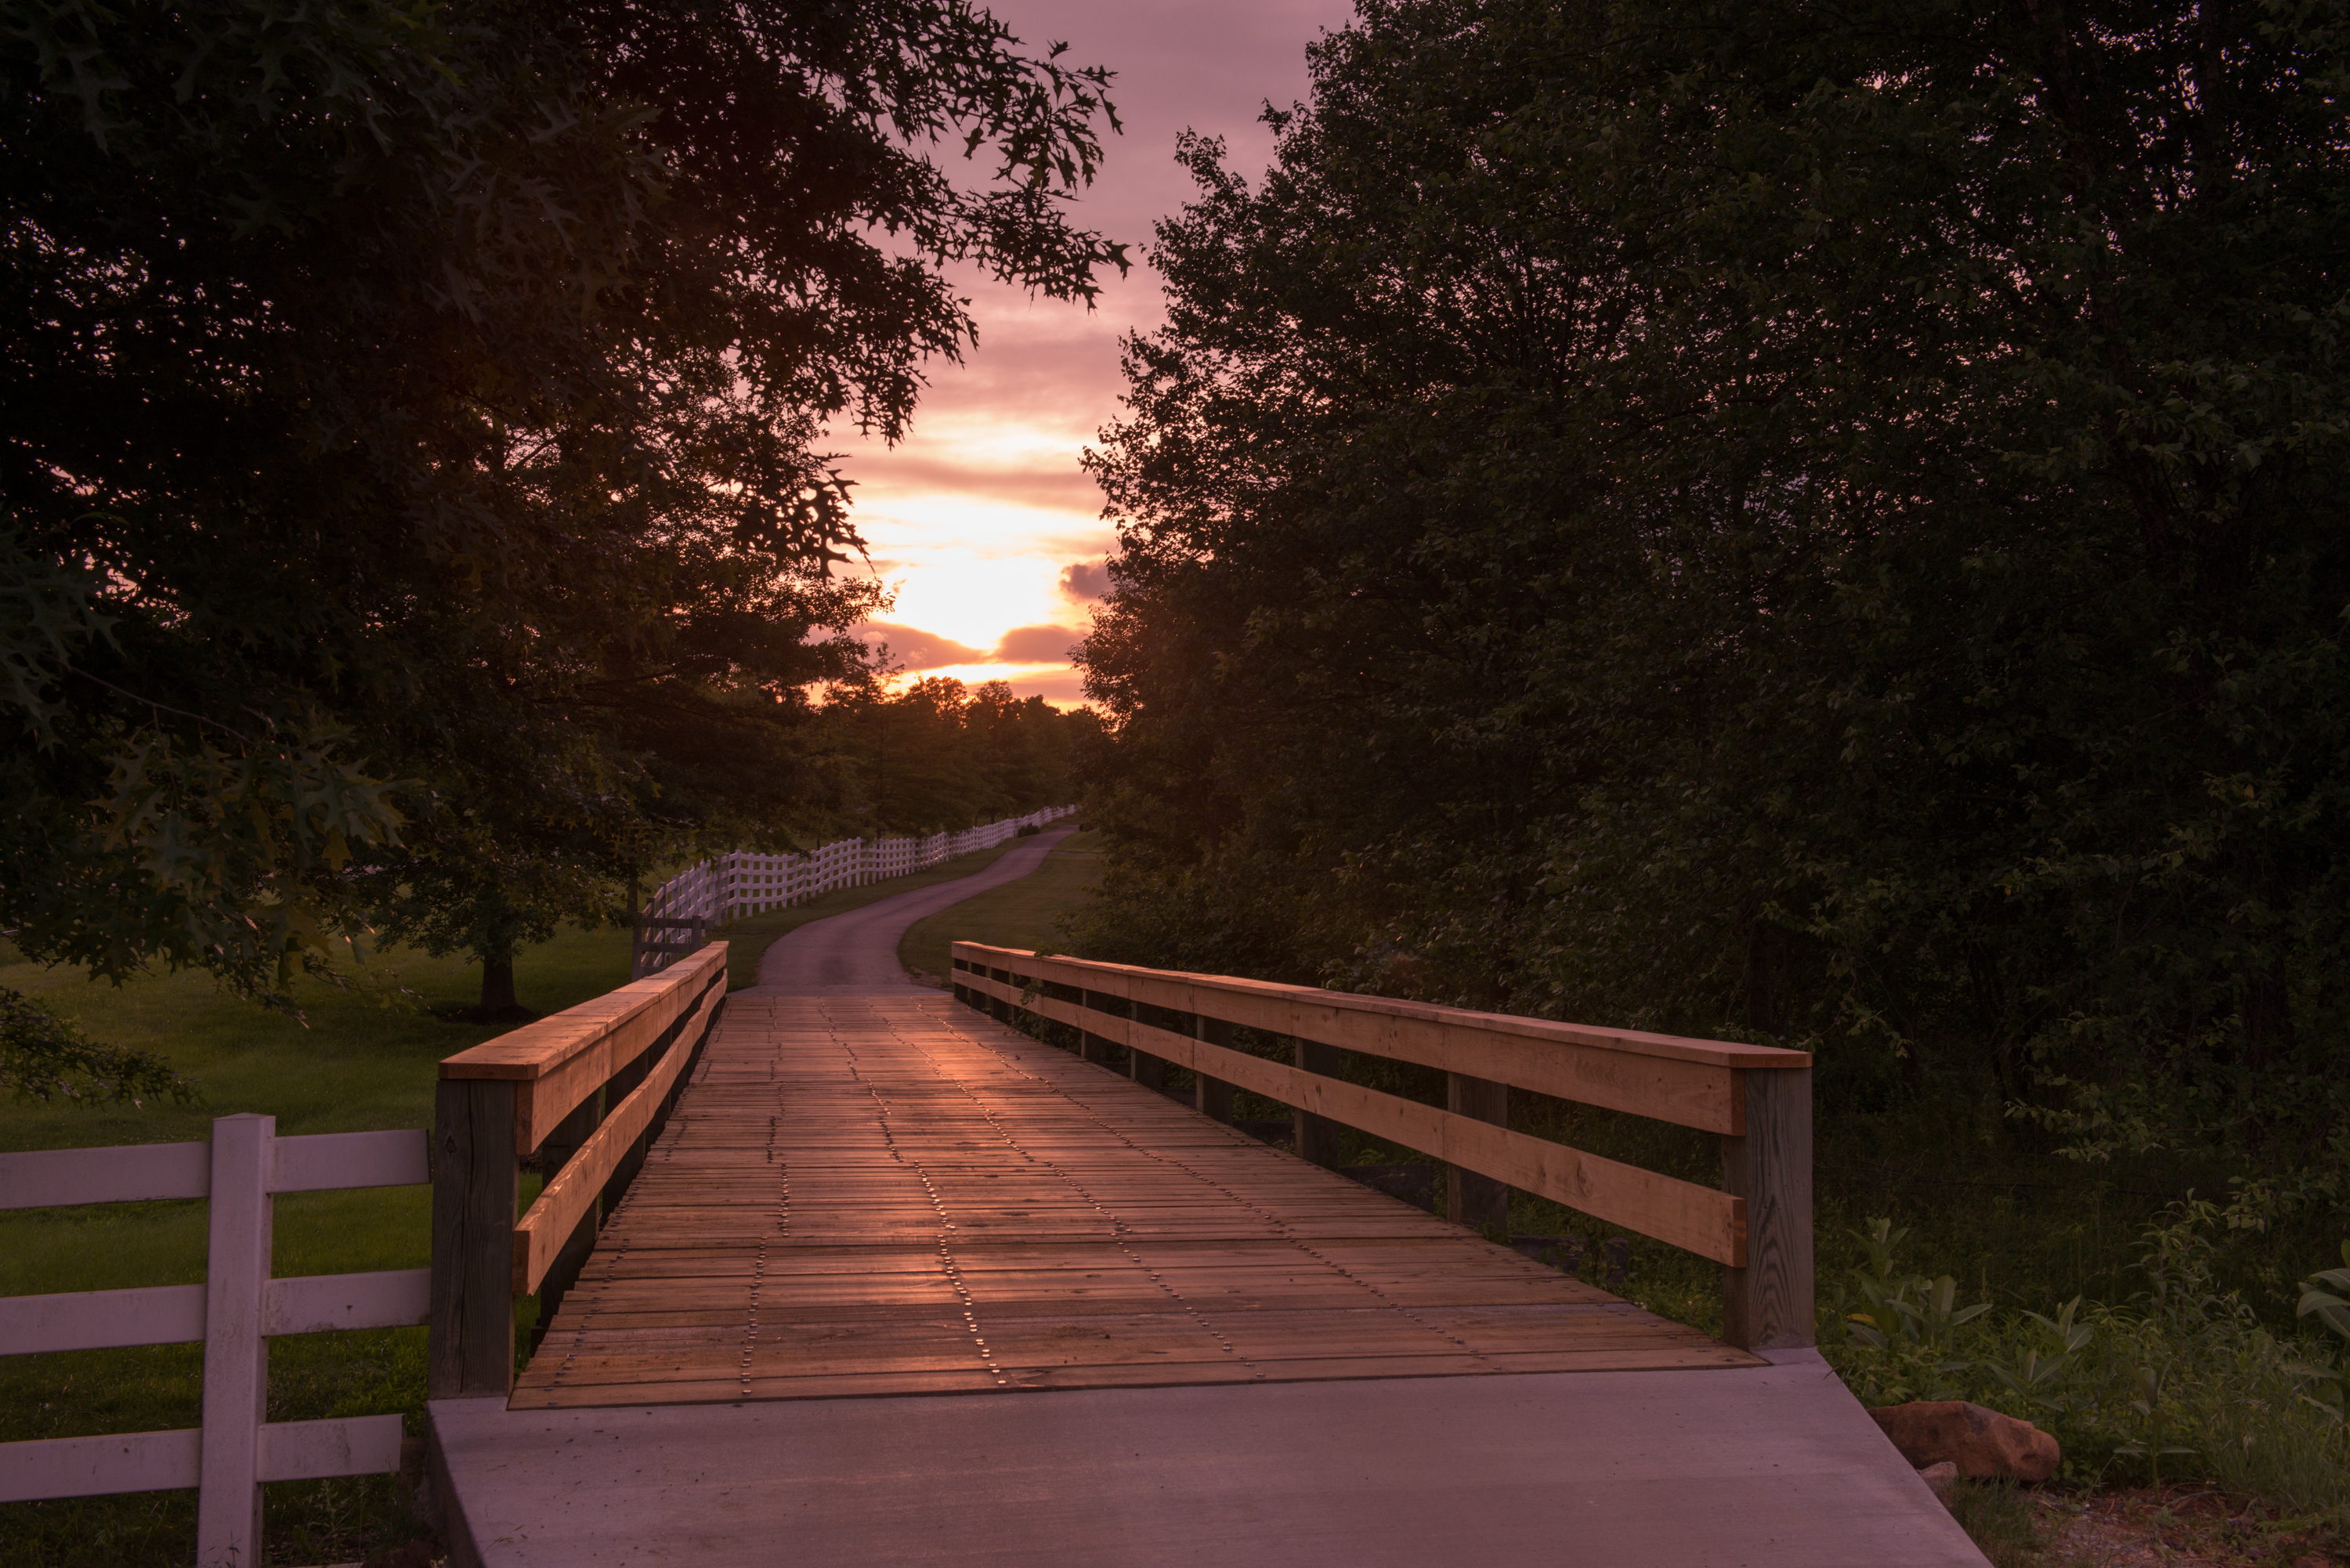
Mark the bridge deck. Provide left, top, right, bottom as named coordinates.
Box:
left=515, top=992, right=1755, bottom=1410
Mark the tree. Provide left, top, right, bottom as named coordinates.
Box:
left=1, top=0, right=1125, bottom=1011
left=1076, top=0, right=2350, bottom=1166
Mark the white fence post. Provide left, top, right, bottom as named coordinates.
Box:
left=197, top=1113, right=271, bottom=1566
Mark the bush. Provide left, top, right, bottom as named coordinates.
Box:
left=1824, top=1205, right=2349, bottom=1519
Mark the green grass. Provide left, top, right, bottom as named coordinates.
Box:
left=896, top=829, right=1101, bottom=980
left=1, top=925, right=634, bottom=1566
left=714, top=835, right=1040, bottom=990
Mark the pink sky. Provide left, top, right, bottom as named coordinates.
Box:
left=832, top=0, right=1358, bottom=706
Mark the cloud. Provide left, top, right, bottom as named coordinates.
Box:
left=992, top=623, right=1086, bottom=663
left=856, top=621, right=989, bottom=670
left=1058, top=560, right=1112, bottom=602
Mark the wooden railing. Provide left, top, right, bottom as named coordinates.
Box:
left=428, top=942, right=728, bottom=1399
left=951, top=942, right=1814, bottom=1353
left=0, top=1117, right=430, bottom=1566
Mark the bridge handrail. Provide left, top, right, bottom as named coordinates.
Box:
left=949, top=942, right=1812, bottom=1353
left=428, top=943, right=728, bottom=1400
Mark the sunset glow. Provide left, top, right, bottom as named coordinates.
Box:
left=831, top=0, right=1355, bottom=709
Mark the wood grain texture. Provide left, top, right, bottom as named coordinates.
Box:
left=951, top=943, right=1807, bottom=1136
left=428, top=1079, right=517, bottom=1400
left=510, top=991, right=1761, bottom=1411
left=1721, top=1068, right=1815, bottom=1351
left=513, top=978, right=724, bottom=1295
left=962, top=972, right=1747, bottom=1266
left=440, top=945, right=725, bottom=1154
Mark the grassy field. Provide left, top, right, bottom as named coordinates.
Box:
left=0, top=923, right=638, bottom=1566
left=896, top=829, right=1101, bottom=980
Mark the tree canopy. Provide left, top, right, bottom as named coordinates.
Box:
left=1, top=0, right=1123, bottom=1009
left=1076, top=0, right=2350, bottom=1172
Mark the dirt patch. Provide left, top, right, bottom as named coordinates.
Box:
left=2028, top=1485, right=2339, bottom=1567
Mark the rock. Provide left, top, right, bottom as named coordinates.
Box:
left=1918, top=1461, right=1959, bottom=1501
left=1868, top=1401, right=2061, bottom=1482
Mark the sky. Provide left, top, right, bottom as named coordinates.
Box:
left=830, top=0, right=1359, bottom=707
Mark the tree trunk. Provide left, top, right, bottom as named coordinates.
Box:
left=479, top=952, right=519, bottom=1016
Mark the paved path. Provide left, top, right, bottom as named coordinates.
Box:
left=430, top=844, right=1989, bottom=1566
left=748, top=825, right=1076, bottom=992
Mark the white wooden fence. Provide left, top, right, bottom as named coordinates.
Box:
left=642, top=804, right=1078, bottom=927
left=0, top=1113, right=429, bottom=1566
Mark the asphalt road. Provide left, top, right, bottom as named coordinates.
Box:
left=743, top=823, right=1076, bottom=994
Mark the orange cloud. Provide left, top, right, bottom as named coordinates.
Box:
left=1058, top=560, right=1112, bottom=602
left=992, top=623, right=1086, bottom=663
left=857, top=621, right=988, bottom=671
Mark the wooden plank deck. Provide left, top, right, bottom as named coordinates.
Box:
left=513, top=992, right=1758, bottom=1411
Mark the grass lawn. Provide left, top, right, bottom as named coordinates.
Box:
left=0, top=924, right=636, bottom=1566
left=896, top=829, right=1101, bottom=981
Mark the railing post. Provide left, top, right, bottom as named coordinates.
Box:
left=196, top=1113, right=271, bottom=1567
left=429, top=1078, right=517, bottom=1400
left=1078, top=988, right=1119, bottom=1067
left=986, top=967, right=1012, bottom=1024
left=1721, top=1066, right=1814, bottom=1351
left=1194, top=1016, right=1236, bottom=1123
left=1445, top=1073, right=1509, bottom=1234
left=1129, top=999, right=1165, bottom=1091
left=1293, top=1039, right=1343, bottom=1165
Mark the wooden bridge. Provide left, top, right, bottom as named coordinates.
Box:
left=422, top=830, right=1987, bottom=1565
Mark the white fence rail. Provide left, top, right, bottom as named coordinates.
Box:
left=642, top=804, right=1078, bottom=927
left=0, top=1115, right=429, bottom=1566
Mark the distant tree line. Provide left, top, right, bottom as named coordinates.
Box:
left=0, top=0, right=1122, bottom=1020
left=809, top=675, right=1095, bottom=840
left=1073, top=0, right=2350, bottom=1186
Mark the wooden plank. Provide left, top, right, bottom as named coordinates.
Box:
left=953, top=942, right=1807, bottom=1133
left=428, top=1078, right=516, bottom=1400
left=505, top=986, right=1769, bottom=1411
left=965, top=973, right=1745, bottom=1265
left=269, top=1128, right=430, bottom=1194
left=440, top=944, right=725, bottom=1154
left=1722, top=1067, right=1815, bottom=1351
left=516, top=956, right=725, bottom=1154
left=255, top=1414, right=407, bottom=1483
left=0, top=1140, right=209, bottom=1209
left=0, top=1283, right=206, bottom=1354
left=263, top=1268, right=432, bottom=1336
left=0, top=1428, right=201, bottom=1501
left=512, top=976, right=723, bottom=1294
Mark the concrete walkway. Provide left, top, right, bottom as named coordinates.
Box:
left=428, top=840, right=1989, bottom=1567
